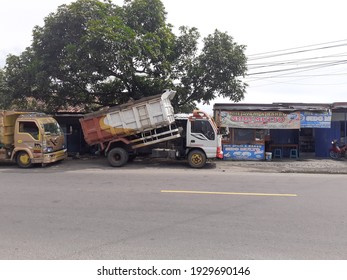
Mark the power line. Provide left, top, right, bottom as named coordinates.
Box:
left=249, top=72, right=347, bottom=79
left=243, top=40, right=347, bottom=87
left=246, top=79, right=347, bottom=88
left=246, top=40, right=347, bottom=87
left=247, top=60, right=347, bottom=76
left=247, top=39, right=347, bottom=59
left=247, top=52, right=347, bottom=70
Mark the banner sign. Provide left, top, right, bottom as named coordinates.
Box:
left=219, top=111, right=301, bottom=129
left=223, top=144, right=265, bottom=160
left=300, top=112, right=331, bottom=128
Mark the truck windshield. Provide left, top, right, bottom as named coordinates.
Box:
left=43, top=122, right=62, bottom=135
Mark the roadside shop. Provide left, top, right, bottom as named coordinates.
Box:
left=213, top=102, right=347, bottom=160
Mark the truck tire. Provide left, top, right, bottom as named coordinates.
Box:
left=16, top=151, right=33, bottom=168
left=107, top=147, right=129, bottom=167
left=188, top=149, right=206, bottom=168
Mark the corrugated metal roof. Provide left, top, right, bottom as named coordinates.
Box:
left=213, top=102, right=334, bottom=112
left=332, top=102, right=347, bottom=109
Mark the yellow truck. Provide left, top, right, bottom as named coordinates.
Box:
left=0, top=110, right=67, bottom=168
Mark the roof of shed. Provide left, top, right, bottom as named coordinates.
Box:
left=213, top=102, right=337, bottom=112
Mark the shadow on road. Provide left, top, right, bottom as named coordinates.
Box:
left=0, top=155, right=218, bottom=173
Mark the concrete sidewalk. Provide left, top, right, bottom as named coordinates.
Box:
left=216, top=158, right=347, bottom=174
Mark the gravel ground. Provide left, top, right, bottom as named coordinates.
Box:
left=216, top=158, right=347, bottom=174
left=66, top=155, right=347, bottom=175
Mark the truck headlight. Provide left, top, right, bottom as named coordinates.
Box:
left=43, top=147, right=53, bottom=153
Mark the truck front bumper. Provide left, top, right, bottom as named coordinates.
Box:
left=42, top=149, right=67, bottom=164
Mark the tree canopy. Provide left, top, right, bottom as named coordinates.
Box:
left=1, top=0, right=247, bottom=113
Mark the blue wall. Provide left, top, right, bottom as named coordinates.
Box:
left=271, top=124, right=341, bottom=158
left=270, top=129, right=299, bottom=145
left=315, top=121, right=341, bottom=157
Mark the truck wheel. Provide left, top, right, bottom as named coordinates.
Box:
left=107, top=147, right=129, bottom=167
left=188, top=149, right=206, bottom=168
left=16, top=151, right=33, bottom=168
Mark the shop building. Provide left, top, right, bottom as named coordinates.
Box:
left=213, top=102, right=347, bottom=160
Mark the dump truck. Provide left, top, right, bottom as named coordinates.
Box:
left=79, top=90, right=223, bottom=168
left=0, top=111, right=67, bottom=168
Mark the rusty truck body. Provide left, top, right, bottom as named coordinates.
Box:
left=79, top=90, right=223, bottom=168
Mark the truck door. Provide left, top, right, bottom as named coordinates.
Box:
left=188, top=119, right=217, bottom=158
left=15, top=121, right=42, bottom=163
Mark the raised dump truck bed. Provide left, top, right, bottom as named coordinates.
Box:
left=79, top=90, right=180, bottom=150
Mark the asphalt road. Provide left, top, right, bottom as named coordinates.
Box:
left=1, top=158, right=347, bottom=259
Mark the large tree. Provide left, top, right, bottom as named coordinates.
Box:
left=3, top=0, right=247, bottom=112
left=171, top=27, right=247, bottom=111
left=0, top=69, right=9, bottom=108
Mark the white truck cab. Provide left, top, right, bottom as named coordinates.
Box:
left=175, top=111, right=223, bottom=168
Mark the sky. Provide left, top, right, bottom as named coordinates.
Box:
left=1, top=0, right=347, bottom=114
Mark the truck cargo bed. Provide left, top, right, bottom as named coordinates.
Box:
left=80, top=90, right=178, bottom=147
left=0, top=111, right=23, bottom=147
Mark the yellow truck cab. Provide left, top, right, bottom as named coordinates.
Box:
left=0, top=111, right=67, bottom=168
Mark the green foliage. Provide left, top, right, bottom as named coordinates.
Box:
left=2, top=0, right=247, bottom=113
left=0, top=69, right=10, bottom=108
left=170, top=28, right=247, bottom=112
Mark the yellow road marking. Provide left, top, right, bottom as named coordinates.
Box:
left=161, top=190, right=297, bottom=197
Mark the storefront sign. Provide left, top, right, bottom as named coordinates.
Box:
left=300, top=112, right=331, bottom=128
left=219, top=111, right=300, bottom=129
left=223, top=144, right=265, bottom=160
